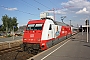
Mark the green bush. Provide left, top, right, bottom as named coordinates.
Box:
left=7, top=34, right=12, bottom=37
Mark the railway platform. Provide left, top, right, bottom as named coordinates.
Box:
left=28, top=32, right=90, bottom=60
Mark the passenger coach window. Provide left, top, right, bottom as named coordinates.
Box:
left=49, top=24, right=52, bottom=30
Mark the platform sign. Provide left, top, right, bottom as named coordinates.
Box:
left=85, top=20, right=89, bottom=25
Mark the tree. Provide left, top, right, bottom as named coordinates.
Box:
left=1, top=14, right=9, bottom=31
left=12, top=17, right=18, bottom=31
left=8, top=17, right=12, bottom=32
left=1, top=14, right=18, bottom=32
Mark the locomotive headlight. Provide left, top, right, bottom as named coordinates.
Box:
left=42, top=43, right=45, bottom=45
left=23, top=38, right=27, bottom=40
left=41, top=43, right=45, bottom=48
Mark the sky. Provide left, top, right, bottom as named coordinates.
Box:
left=0, top=0, right=90, bottom=27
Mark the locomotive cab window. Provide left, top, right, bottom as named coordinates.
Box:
left=26, top=24, right=43, bottom=30
left=27, top=24, right=35, bottom=30
left=49, top=24, right=52, bottom=30
left=35, top=24, right=43, bottom=30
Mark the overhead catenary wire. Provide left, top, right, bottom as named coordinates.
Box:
left=14, top=0, right=37, bottom=10
left=48, top=0, right=58, bottom=8
left=15, top=0, right=62, bottom=15
left=20, top=0, right=41, bottom=10
left=33, top=0, right=51, bottom=10
left=0, top=5, right=39, bottom=17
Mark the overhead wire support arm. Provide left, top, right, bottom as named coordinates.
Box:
left=61, top=16, right=66, bottom=23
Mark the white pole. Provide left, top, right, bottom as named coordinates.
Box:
left=13, top=26, right=14, bottom=40
left=87, top=25, right=88, bottom=42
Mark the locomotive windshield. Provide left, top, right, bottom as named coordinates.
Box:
left=26, top=24, right=43, bottom=30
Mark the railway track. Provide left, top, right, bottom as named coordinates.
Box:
left=0, top=34, right=77, bottom=60
left=0, top=46, right=35, bottom=60
left=0, top=46, right=21, bottom=55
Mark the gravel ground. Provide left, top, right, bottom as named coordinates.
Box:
left=0, top=48, right=34, bottom=60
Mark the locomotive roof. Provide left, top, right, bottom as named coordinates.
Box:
left=54, top=21, right=69, bottom=26
left=41, top=17, right=69, bottom=26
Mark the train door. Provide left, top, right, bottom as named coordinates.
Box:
left=52, top=25, right=56, bottom=38
left=48, top=24, right=57, bottom=39
left=48, top=24, right=53, bottom=39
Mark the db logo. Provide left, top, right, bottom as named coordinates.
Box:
left=30, top=34, right=34, bottom=37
